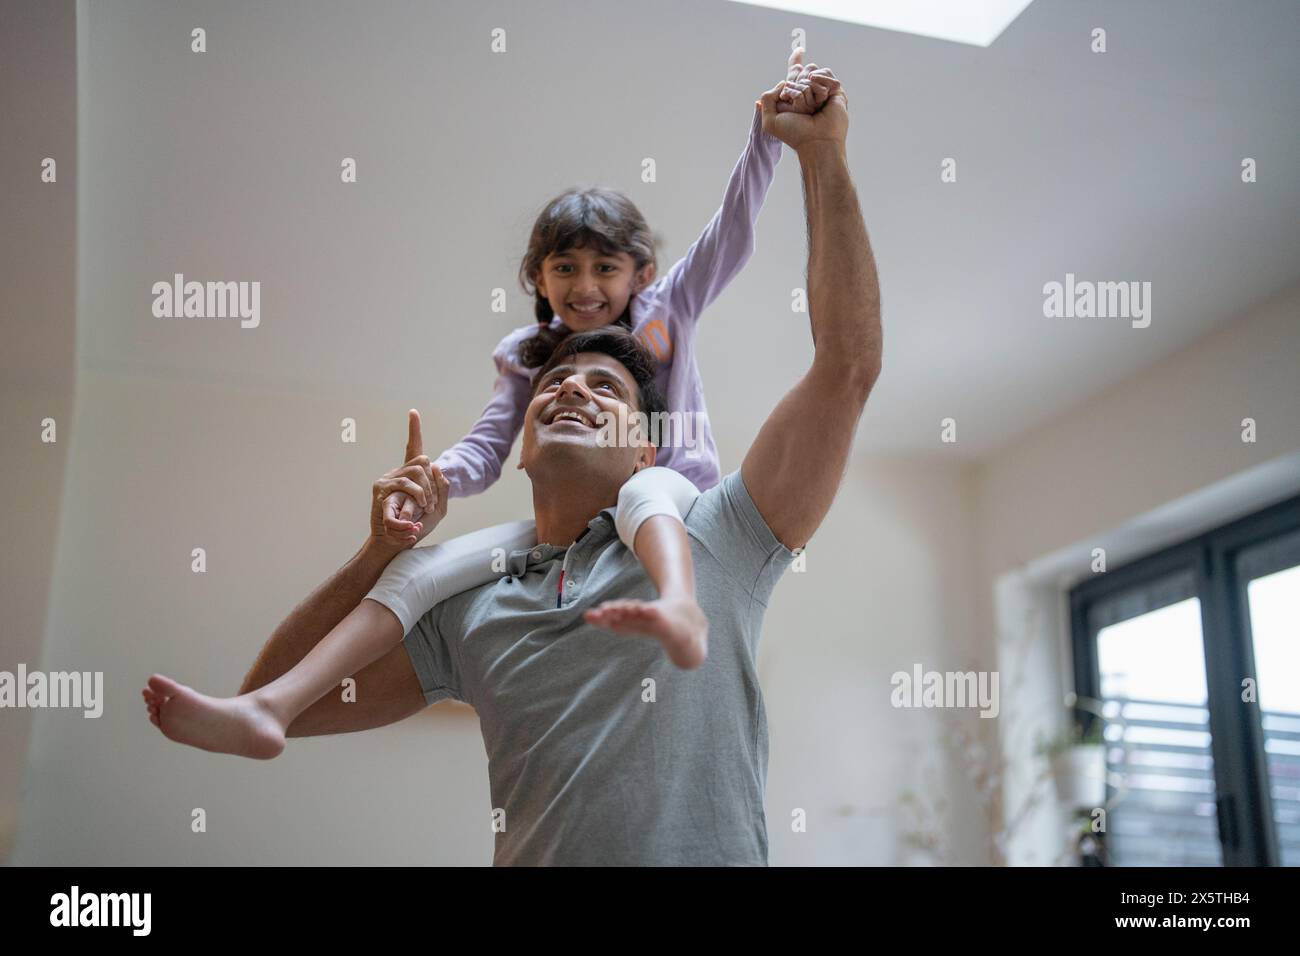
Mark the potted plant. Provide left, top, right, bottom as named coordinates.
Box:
left=1037, top=718, right=1107, bottom=810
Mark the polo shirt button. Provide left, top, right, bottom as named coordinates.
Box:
left=531, top=550, right=542, bottom=560
left=567, top=580, right=577, bottom=588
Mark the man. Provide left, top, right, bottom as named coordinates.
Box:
left=149, top=72, right=880, bottom=865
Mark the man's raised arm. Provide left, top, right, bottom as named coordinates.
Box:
left=742, top=75, right=881, bottom=551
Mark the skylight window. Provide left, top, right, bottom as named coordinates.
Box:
left=725, top=0, right=1035, bottom=47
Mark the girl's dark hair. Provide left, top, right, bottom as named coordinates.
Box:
left=518, top=187, right=659, bottom=369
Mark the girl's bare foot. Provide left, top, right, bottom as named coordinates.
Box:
left=584, top=596, right=709, bottom=669
left=141, top=674, right=286, bottom=760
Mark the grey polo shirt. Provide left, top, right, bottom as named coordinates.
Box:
left=400, top=468, right=795, bottom=866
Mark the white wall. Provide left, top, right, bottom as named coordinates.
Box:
left=0, top=0, right=77, bottom=861
left=756, top=449, right=991, bottom=865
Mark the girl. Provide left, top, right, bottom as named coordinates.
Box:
left=144, top=52, right=841, bottom=758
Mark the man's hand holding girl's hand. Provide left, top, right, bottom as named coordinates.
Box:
left=367, top=409, right=449, bottom=555
left=771, top=48, right=840, bottom=115
left=758, top=48, right=847, bottom=153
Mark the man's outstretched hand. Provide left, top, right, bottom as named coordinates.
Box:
left=368, top=409, right=449, bottom=554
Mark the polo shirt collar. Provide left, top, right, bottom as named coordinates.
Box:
left=505, top=507, right=618, bottom=576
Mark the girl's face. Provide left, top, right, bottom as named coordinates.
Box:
left=535, top=246, right=656, bottom=332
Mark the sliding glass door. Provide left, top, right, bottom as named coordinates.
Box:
left=1235, top=530, right=1300, bottom=865
left=1070, top=495, right=1300, bottom=866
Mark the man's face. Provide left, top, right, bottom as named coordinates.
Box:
left=518, top=351, right=656, bottom=482
left=535, top=246, right=654, bottom=332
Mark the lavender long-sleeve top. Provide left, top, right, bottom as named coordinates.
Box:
left=435, top=106, right=783, bottom=498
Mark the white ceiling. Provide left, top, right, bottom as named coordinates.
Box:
left=75, top=0, right=1300, bottom=460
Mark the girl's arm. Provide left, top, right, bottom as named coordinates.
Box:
left=659, top=103, right=783, bottom=326
left=430, top=336, right=533, bottom=499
